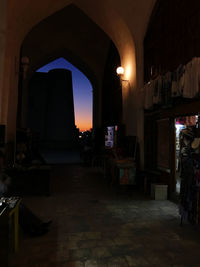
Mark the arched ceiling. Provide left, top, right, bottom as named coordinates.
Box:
left=21, top=4, right=111, bottom=89
left=7, top=0, right=157, bottom=85
left=7, top=0, right=156, bottom=44
left=1, top=0, right=157, bottom=137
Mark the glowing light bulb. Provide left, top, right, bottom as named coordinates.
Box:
left=116, top=66, right=124, bottom=75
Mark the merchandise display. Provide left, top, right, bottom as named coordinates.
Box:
left=179, top=123, right=200, bottom=224
left=144, top=57, right=200, bottom=110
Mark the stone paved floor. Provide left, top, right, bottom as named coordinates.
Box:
left=40, top=148, right=81, bottom=164
left=8, top=164, right=200, bottom=266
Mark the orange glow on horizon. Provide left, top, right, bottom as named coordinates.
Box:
left=77, top=124, right=92, bottom=132
left=75, top=112, right=92, bottom=132
left=37, top=58, right=93, bottom=132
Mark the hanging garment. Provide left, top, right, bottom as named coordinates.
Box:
left=144, top=80, right=154, bottom=109
left=185, top=116, right=197, bottom=126
left=183, top=57, right=200, bottom=98
left=153, top=75, right=162, bottom=104
left=163, top=71, right=172, bottom=106
left=171, top=71, right=177, bottom=98
left=181, top=127, right=195, bottom=140
left=171, top=66, right=183, bottom=97
left=177, top=65, right=185, bottom=97
left=179, top=125, right=199, bottom=224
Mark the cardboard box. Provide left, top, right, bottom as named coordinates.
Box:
left=151, top=183, right=168, bottom=200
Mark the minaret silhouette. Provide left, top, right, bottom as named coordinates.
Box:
left=27, top=69, right=77, bottom=148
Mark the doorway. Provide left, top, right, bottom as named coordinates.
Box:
left=174, top=115, right=198, bottom=194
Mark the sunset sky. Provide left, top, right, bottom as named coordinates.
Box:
left=37, top=57, right=92, bottom=132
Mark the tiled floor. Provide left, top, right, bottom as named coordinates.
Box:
left=8, top=164, right=200, bottom=266
left=40, top=148, right=81, bottom=164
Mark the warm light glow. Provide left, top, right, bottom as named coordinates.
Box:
left=75, top=111, right=92, bottom=132
left=125, top=65, right=132, bottom=81
left=116, top=66, right=124, bottom=75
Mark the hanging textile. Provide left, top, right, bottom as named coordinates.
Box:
left=179, top=126, right=200, bottom=224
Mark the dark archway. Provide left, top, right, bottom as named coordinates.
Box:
left=18, top=4, right=122, bottom=153
left=19, top=4, right=113, bottom=131
left=37, top=57, right=93, bottom=133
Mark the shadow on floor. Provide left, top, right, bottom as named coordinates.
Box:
left=40, top=148, right=82, bottom=165
left=8, top=164, right=200, bottom=267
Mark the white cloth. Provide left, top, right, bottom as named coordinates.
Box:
left=183, top=57, right=200, bottom=98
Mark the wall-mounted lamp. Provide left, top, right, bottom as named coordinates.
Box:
left=116, top=66, right=129, bottom=82
left=116, top=66, right=124, bottom=76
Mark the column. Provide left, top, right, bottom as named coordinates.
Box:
left=20, top=56, right=30, bottom=128
left=0, top=0, right=8, bottom=124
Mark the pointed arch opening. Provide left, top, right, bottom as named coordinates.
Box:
left=37, top=57, right=93, bottom=133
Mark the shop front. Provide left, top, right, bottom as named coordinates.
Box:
left=144, top=97, right=200, bottom=223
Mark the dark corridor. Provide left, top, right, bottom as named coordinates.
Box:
left=8, top=164, right=200, bottom=267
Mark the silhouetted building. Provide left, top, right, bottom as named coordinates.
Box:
left=27, top=69, right=77, bottom=148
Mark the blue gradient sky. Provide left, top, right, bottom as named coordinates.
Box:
left=37, top=57, right=92, bottom=131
